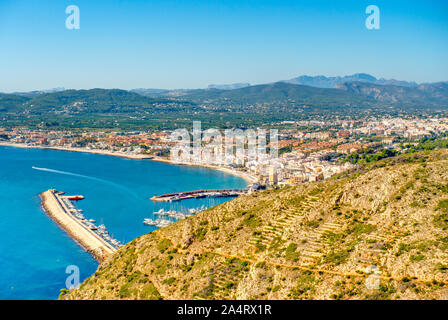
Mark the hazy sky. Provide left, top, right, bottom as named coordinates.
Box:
left=0, top=0, right=447, bottom=92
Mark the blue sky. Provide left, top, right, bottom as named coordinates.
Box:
left=0, top=0, right=447, bottom=92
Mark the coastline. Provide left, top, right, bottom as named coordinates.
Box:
left=0, top=142, right=151, bottom=160
left=150, top=156, right=258, bottom=184
left=0, top=142, right=258, bottom=184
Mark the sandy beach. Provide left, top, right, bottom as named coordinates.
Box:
left=0, top=142, right=258, bottom=184
left=0, top=142, right=151, bottom=160
left=150, top=156, right=258, bottom=184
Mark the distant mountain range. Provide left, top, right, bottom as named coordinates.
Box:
left=11, top=87, right=67, bottom=98
left=208, top=83, right=251, bottom=90
left=335, top=81, right=448, bottom=106
left=180, top=82, right=375, bottom=107
left=1, top=74, right=447, bottom=116
left=282, top=73, right=418, bottom=88
left=173, top=81, right=447, bottom=110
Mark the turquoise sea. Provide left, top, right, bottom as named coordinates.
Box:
left=0, top=146, right=246, bottom=300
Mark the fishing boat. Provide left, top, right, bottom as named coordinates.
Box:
left=155, top=219, right=172, bottom=227
left=143, top=218, right=157, bottom=226
left=155, top=209, right=169, bottom=216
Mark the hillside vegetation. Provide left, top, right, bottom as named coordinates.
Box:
left=336, top=81, right=448, bottom=109
left=0, top=89, right=195, bottom=115
left=2, top=80, right=448, bottom=118
left=180, top=82, right=375, bottom=107
left=63, top=150, right=448, bottom=300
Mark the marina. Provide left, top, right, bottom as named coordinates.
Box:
left=40, top=189, right=122, bottom=262
left=149, top=188, right=248, bottom=202
left=142, top=207, right=205, bottom=227
left=0, top=145, right=247, bottom=299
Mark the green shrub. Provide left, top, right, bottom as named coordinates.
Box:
left=195, top=227, right=207, bottom=241
left=348, top=223, right=376, bottom=236
left=162, top=277, right=176, bottom=285
left=437, top=199, right=448, bottom=211
left=157, top=239, right=172, bottom=253
left=285, top=243, right=299, bottom=261
left=324, top=250, right=350, bottom=265
left=243, top=214, right=261, bottom=228
left=139, top=283, right=162, bottom=300
left=434, top=202, right=448, bottom=229
left=305, top=219, right=320, bottom=228
left=410, top=254, right=425, bottom=262
left=396, top=243, right=413, bottom=256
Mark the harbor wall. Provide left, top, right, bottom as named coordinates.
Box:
left=40, top=190, right=116, bottom=262
left=150, top=188, right=246, bottom=202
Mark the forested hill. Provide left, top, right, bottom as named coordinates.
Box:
left=0, top=93, right=29, bottom=113
left=1, top=81, right=447, bottom=116
left=0, top=89, right=195, bottom=115
left=179, top=82, right=376, bottom=107
left=180, top=81, right=448, bottom=109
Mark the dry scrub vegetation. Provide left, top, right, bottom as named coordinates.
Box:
left=63, top=150, right=448, bottom=300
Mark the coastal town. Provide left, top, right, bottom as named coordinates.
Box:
left=1, top=116, right=448, bottom=187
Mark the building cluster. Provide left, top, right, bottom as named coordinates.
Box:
left=0, top=128, right=172, bottom=157
left=1, top=116, right=447, bottom=187
left=352, top=118, right=448, bottom=140
left=247, top=151, right=354, bottom=187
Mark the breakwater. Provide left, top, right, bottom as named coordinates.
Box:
left=40, top=189, right=118, bottom=262
left=150, top=188, right=247, bottom=202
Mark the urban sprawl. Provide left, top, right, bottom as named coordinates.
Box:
left=1, top=116, right=448, bottom=187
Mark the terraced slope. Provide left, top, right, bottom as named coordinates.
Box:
left=63, top=150, right=448, bottom=300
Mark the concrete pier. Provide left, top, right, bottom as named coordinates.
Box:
left=149, top=188, right=247, bottom=202
left=40, top=189, right=117, bottom=262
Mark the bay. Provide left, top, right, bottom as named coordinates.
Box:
left=0, top=146, right=246, bottom=299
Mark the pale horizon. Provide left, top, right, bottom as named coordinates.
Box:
left=1, top=0, right=447, bottom=92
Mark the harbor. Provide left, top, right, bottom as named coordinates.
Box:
left=40, top=189, right=122, bottom=262
left=0, top=146, right=248, bottom=299
left=143, top=207, right=205, bottom=227
left=149, top=188, right=248, bottom=202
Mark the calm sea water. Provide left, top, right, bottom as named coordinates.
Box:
left=0, top=146, right=246, bottom=300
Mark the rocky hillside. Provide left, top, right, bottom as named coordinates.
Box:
left=335, top=81, right=448, bottom=108
left=63, top=150, right=448, bottom=300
